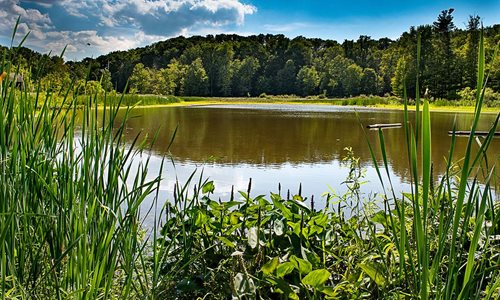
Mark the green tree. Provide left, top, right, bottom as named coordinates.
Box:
left=276, top=59, right=297, bottom=95
left=379, top=47, right=399, bottom=94
left=75, top=79, right=104, bottom=96
left=430, top=9, right=458, bottom=98
left=180, top=45, right=202, bottom=65
left=391, top=55, right=417, bottom=97
left=390, top=26, right=432, bottom=98
left=231, top=57, right=260, bottom=96
left=162, top=59, right=187, bottom=95
left=320, top=56, right=352, bottom=97
left=164, top=59, right=187, bottom=95
left=296, top=66, right=320, bottom=96
left=464, top=15, right=481, bottom=88
left=342, top=64, right=363, bottom=96
left=9, top=19, right=499, bottom=98
left=215, top=43, right=234, bottom=96
left=149, top=69, right=166, bottom=95
left=182, top=58, right=208, bottom=96
left=100, top=69, right=113, bottom=92
left=41, top=71, right=71, bottom=95
left=360, top=68, right=378, bottom=95
left=286, top=37, right=313, bottom=68
left=349, top=35, right=378, bottom=69
left=489, top=57, right=500, bottom=92
left=129, top=63, right=151, bottom=93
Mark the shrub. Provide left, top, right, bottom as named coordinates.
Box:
left=458, top=86, right=500, bottom=107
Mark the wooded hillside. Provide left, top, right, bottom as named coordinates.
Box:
left=2, top=10, right=499, bottom=100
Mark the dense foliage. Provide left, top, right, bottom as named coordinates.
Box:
left=1, top=11, right=499, bottom=100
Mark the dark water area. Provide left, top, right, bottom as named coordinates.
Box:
left=106, top=104, right=498, bottom=217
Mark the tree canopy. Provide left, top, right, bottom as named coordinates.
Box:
left=2, top=11, right=499, bottom=99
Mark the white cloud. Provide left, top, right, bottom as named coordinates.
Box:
left=59, top=0, right=257, bottom=35
left=0, top=0, right=52, bottom=45
left=20, top=0, right=54, bottom=9
left=0, top=0, right=257, bottom=60
left=31, top=30, right=153, bottom=59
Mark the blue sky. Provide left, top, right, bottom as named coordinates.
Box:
left=0, top=0, right=498, bottom=61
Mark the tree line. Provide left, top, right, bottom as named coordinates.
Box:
left=2, top=10, right=499, bottom=100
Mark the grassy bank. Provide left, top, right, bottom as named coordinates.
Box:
left=1, top=33, right=499, bottom=299
left=26, top=92, right=500, bottom=114
left=91, top=94, right=499, bottom=113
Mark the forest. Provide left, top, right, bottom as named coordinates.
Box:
left=2, top=10, right=500, bottom=102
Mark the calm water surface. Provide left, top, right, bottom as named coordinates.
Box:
left=110, top=104, right=499, bottom=216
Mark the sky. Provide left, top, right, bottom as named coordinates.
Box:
left=0, top=0, right=498, bottom=61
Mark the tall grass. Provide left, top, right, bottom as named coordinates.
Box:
left=0, top=25, right=164, bottom=299
left=365, top=31, right=500, bottom=299
left=75, top=94, right=181, bottom=107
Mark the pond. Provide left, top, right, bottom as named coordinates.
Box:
left=109, top=104, right=499, bottom=217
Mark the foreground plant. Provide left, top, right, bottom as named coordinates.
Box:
left=0, top=24, right=163, bottom=299
left=364, top=32, right=500, bottom=299
left=155, top=162, right=390, bottom=299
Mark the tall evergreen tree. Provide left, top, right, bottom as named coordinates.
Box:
left=464, top=15, right=481, bottom=88
left=430, top=8, right=458, bottom=99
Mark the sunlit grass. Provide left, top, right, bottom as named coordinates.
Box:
left=0, top=22, right=164, bottom=299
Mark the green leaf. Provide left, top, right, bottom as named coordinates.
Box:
left=302, top=227, right=311, bottom=239
left=358, top=262, right=387, bottom=288
left=202, top=180, right=215, bottom=194
left=261, top=257, right=279, bottom=275
left=318, top=286, right=337, bottom=297
left=194, top=210, right=207, bottom=227
left=309, top=213, right=328, bottom=227
left=207, top=199, right=222, bottom=211
left=223, top=201, right=242, bottom=209
left=217, top=236, right=235, bottom=248
left=371, top=211, right=387, bottom=227
left=238, top=191, right=249, bottom=200
left=287, top=221, right=301, bottom=236
left=267, top=277, right=300, bottom=299
left=229, top=212, right=241, bottom=225
left=247, top=227, right=258, bottom=249
left=290, top=255, right=312, bottom=275
left=301, top=269, right=331, bottom=288
left=301, top=247, right=321, bottom=266
left=276, top=262, right=295, bottom=278
left=271, top=194, right=293, bottom=219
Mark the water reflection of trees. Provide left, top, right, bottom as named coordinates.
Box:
left=111, top=106, right=499, bottom=182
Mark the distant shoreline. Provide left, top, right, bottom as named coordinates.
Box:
left=112, top=95, right=500, bottom=114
